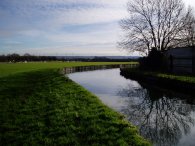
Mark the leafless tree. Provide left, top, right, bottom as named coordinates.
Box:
left=119, top=0, right=195, bottom=55
left=180, top=8, right=195, bottom=46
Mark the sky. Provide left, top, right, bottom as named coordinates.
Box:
left=0, top=0, right=195, bottom=56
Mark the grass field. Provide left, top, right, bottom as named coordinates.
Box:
left=0, top=62, right=150, bottom=146
left=0, top=62, right=134, bottom=78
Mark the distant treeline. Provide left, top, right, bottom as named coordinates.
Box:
left=67, top=57, right=138, bottom=62
left=0, top=53, right=137, bottom=62
left=0, top=54, right=57, bottom=62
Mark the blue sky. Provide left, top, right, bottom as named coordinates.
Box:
left=0, top=0, right=194, bottom=56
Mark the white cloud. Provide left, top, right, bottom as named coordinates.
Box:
left=1, top=0, right=193, bottom=55
left=12, top=46, right=128, bottom=56
left=0, top=0, right=128, bottom=37
left=51, top=7, right=127, bottom=26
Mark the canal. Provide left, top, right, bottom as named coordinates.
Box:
left=67, top=67, right=195, bottom=146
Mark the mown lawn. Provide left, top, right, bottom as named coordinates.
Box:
left=0, top=62, right=150, bottom=146
left=0, top=62, right=134, bottom=78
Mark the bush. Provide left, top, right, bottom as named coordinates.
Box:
left=139, top=48, right=168, bottom=71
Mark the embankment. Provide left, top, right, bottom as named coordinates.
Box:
left=120, top=68, right=195, bottom=94
left=0, top=68, right=150, bottom=146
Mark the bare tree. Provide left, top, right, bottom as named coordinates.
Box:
left=180, top=8, right=195, bottom=46
left=119, top=0, right=195, bottom=55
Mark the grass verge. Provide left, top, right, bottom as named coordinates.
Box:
left=0, top=68, right=150, bottom=146
left=120, top=68, right=195, bottom=93
left=121, top=68, right=195, bottom=83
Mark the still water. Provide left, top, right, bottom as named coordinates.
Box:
left=68, top=68, right=195, bottom=146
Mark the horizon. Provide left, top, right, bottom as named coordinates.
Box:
left=0, top=53, right=142, bottom=58
left=0, top=0, right=195, bottom=56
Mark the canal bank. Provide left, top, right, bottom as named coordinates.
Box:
left=120, top=68, right=195, bottom=94
left=68, top=67, right=195, bottom=146
left=0, top=67, right=150, bottom=146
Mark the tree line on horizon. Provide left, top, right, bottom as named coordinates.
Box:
left=0, top=53, right=137, bottom=62
left=0, top=53, right=58, bottom=62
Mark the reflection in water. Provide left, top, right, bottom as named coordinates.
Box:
left=118, top=83, right=195, bottom=146
left=68, top=68, right=195, bottom=146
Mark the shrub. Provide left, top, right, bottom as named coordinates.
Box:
left=139, top=48, right=168, bottom=71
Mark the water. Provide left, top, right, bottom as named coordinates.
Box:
left=67, top=68, right=195, bottom=146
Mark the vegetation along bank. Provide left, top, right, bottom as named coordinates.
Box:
left=120, top=68, right=195, bottom=94
left=0, top=62, right=150, bottom=146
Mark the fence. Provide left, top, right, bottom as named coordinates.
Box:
left=167, top=46, right=195, bottom=74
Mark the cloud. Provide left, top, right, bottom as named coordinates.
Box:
left=0, top=0, right=128, bottom=29
left=1, top=0, right=193, bottom=55
left=10, top=46, right=128, bottom=56
left=0, top=0, right=141, bottom=56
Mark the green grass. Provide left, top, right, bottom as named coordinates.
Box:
left=0, top=62, right=134, bottom=78
left=0, top=62, right=150, bottom=146
left=156, top=73, right=195, bottom=83
left=122, top=68, right=195, bottom=84
left=0, top=69, right=150, bottom=146
left=140, top=69, right=195, bottom=83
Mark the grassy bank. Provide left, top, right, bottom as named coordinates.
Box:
left=120, top=68, right=195, bottom=93
left=0, top=62, right=149, bottom=146
left=121, top=68, right=195, bottom=83
left=0, top=62, right=135, bottom=78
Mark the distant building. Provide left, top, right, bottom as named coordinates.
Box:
left=165, top=46, right=195, bottom=74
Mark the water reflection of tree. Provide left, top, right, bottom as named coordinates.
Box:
left=118, top=83, right=195, bottom=146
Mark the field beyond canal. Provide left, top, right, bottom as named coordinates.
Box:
left=0, top=62, right=136, bottom=78
left=0, top=62, right=150, bottom=146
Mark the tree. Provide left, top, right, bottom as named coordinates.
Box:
left=180, top=8, right=195, bottom=46
left=7, top=53, right=20, bottom=62
left=119, top=0, right=195, bottom=55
